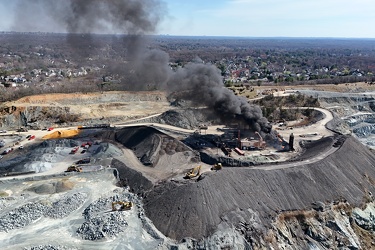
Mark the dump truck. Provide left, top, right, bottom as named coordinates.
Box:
left=76, top=158, right=90, bottom=164
left=112, top=201, right=133, bottom=211
left=184, top=165, right=201, bottom=179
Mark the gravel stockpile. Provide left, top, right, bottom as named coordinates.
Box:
left=83, top=191, right=136, bottom=220
left=24, top=245, right=78, bottom=250
left=77, top=212, right=128, bottom=240
left=144, top=136, right=375, bottom=240
left=45, top=193, right=87, bottom=219
left=0, top=202, right=46, bottom=232
left=0, top=192, right=87, bottom=232
left=77, top=189, right=135, bottom=241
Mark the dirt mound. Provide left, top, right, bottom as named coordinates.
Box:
left=138, top=108, right=220, bottom=129
left=114, top=126, right=191, bottom=167
left=143, top=136, right=375, bottom=240
left=27, top=180, right=75, bottom=194
left=0, top=91, right=170, bottom=130
left=292, top=136, right=336, bottom=161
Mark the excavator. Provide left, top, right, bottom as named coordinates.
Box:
left=112, top=201, right=133, bottom=211
left=211, top=163, right=223, bottom=170
left=65, top=165, right=83, bottom=172
left=184, top=165, right=201, bottom=179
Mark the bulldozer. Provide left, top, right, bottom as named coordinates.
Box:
left=112, top=201, right=133, bottom=211
left=211, top=163, right=223, bottom=171
left=65, top=165, right=83, bottom=172
left=184, top=165, right=201, bottom=179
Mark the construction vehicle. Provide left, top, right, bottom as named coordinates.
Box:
left=17, top=127, right=28, bottom=132
left=76, top=158, right=90, bottom=164
left=211, top=163, right=223, bottom=170
left=184, top=165, right=201, bottom=179
left=112, top=201, right=133, bottom=211
left=66, top=165, right=83, bottom=172
left=70, top=146, right=79, bottom=154
left=2, top=147, right=14, bottom=155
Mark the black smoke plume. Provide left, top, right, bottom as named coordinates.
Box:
left=13, top=0, right=164, bottom=34
left=12, top=0, right=270, bottom=132
left=167, top=63, right=271, bottom=132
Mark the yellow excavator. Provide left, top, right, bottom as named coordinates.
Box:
left=112, top=201, right=133, bottom=211
left=211, top=163, right=223, bottom=170
left=184, top=165, right=201, bottom=179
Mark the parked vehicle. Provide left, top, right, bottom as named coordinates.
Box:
left=71, top=147, right=79, bottom=154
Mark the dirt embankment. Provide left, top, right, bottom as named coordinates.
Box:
left=143, top=136, right=375, bottom=241
left=0, top=91, right=169, bottom=129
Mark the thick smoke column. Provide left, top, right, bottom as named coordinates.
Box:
left=13, top=0, right=164, bottom=35
left=168, top=63, right=271, bottom=132
left=13, top=0, right=270, bottom=132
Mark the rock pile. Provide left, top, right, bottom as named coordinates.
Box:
left=45, top=193, right=87, bottom=219
left=76, top=189, right=137, bottom=241
left=77, top=212, right=128, bottom=241
left=0, top=192, right=87, bottom=232
left=0, top=202, right=46, bottom=232
left=24, top=245, right=78, bottom=250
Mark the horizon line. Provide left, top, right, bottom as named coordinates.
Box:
left=1, top=31, right=374, bottom=40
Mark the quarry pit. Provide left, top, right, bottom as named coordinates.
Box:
left=1, top=90, right=375, bottom=249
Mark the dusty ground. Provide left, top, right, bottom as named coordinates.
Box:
left=0, top=91, right=171, bottom=129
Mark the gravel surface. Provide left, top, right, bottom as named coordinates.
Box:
left=77, top=189, right=136, bottom=241
left=144, top=136, right=375, bottom=240
left=0, top=202, right=46, bottom=232
left=0, top=192, right=87, bottom=232
left=77, top=212, right=128, bottom=241
left=45, top=193, right=87, bottom=219
left=24, top=245, right=78, bottom=250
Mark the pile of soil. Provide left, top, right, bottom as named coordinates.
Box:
left=114, top=126, right=191, bottom=167
left=143, top=136, right=375, bottom=240
left=142, top=109, right=221, bottom=130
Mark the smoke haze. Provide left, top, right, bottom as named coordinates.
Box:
left=13, top=0, right=165, bottom=34
left=11, top=0, right=270, bottom=132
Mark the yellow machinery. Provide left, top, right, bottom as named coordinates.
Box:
left=211, top=163, right=223, bottom=170
left=66, top=165, right=82, bottom=172
left=42, top=129, right=80, bottom=139
left=184, top=165, right=201, bottom=179
left=112, top=201, right=133, bottom=211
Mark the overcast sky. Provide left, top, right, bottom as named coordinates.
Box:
left=1, top=0, right=374, bottom=38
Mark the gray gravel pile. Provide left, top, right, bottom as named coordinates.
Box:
left=0, top=202, right=46, bottom=232
left=77, top=212, right=128, bottom=240
left=24, top=245, right=78, bottom=250
left=45, top=193, right=87, bottom=219
left=82, top=190, right=136, bottom=220
left=77, top=189, right=136, bottom=241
